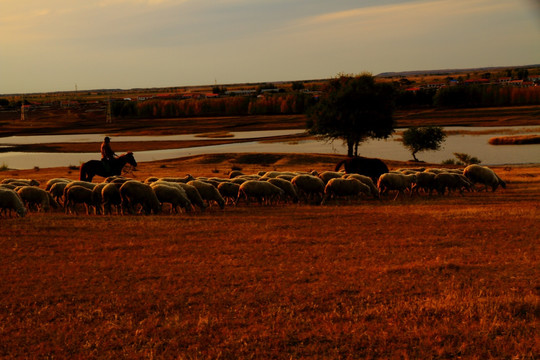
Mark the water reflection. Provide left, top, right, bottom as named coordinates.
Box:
left=0, top=127, right=538, bottom=169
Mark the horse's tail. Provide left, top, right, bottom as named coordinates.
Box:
left=79, top=163, right=88, bottom=181
left=335, top=159, right=347, bottom=172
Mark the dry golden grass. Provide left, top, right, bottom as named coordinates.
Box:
left=1, top=155, right=539, bottom=359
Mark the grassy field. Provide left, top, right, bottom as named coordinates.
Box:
left=1, top=154, right=539, bottom=359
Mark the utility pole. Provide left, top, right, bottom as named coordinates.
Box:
left=106, top=97, right=113, bottom=123
left=20, top=96, right=26, bottom=121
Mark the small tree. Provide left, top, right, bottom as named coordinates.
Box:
left=402, top=126, right=446, bottom=161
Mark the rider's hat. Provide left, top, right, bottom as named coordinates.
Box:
left=104, top=136, right=110, bottom=142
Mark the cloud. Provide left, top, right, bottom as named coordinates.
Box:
left=297, top=0, right=515, bottom=28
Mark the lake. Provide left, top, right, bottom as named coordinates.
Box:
left=0, top=126, right=538, bottom=170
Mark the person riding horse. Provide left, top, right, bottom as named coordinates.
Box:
left=101, top=136, right=118, bottom=173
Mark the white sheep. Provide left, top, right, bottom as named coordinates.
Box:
left=412, top=171, right=437, bottom=196
left=176, top=182, right=207, bottom=211
left=463, top=164, right=506, bottom=192
left=237, top=180, right=285, bottom=205
left=318, top=171, right=345, bottom=184
left=102, top=182, right=123, bottom=215
left=45, top=178, right=72, bottom=191
left=104, top=175, right=130, bottom=183
left=63, top=181, right=97, bottom=211
left=0, top=188, right=26, bottom=217
left=217, top=182, right=240, bottom=205
left=291, top=174, right=325, bottom=204
left=187, top=180, right=225, bottom=209
left=228, top=170, right=245, bottom=179
left=144, top=176, right=160, bottom=184
left=322, top=178, right=371, bottom=204
left=91, top=183, right=108, bottom=215
left=104, top=176, right=131, bottom=185
left=64, top=185, right=94, bottom=215
left=63, top=180, right=97, bottom=193
left=120, top=180, right=162, bottom=215
left=48, top=181, right=70, bottom=206
left=151, top=183, right=192, bottom=213
left=230, top=178, right=247, bottom=185
left=433, top=173, right=472, bottom=195
left=342, top=173, right=379, bottom=198
left=16, top=186, right=58, bottom=212
left=266, top=178, right=299, bottom=203
left=1, top=178, right=40, bottom=187
left=377, top=173, right=417, bottom=200
left=150, top=181, right=192, bottom=210
left=276, top=174, right=295, bottom=181
left=259, top=171, right=298, bottom=180
left=0, top=184, right=17, bottom=190
left=159, top=175, right=195, bottom=184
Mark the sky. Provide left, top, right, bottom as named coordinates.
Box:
left=1, top=0, right=539, bottom=94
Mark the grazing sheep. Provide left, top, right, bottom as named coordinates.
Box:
left=151, top=183, right=192, bottom=213
left=237, top=180, right=285, bottom=205
left=45, top=178, right=72, bottom=191
left=424, top=168, right=446, bottom=174
left=412, top=171, right=437, bottom=196
left=2, top=181, right=37, bottom=188
left=433, top=173, right=472, bottom=195
left=230, top=178, right=247, bottom=185
left=160, top=175, right=195, bottom=184
left=16, top=186, right=57, bottom=212
left=377, top=173, right=417, bottom=200
left=343, top=174, right=379, bottom=198
left=101, top=183, right=123, bottom=215
left=208, top=177, right=233, bottom=184
left=65, top=185, right=94, bottom=215
left=217, top=182, right=240, bottom=205
left=259, top=171, right=298, bottom=180
left=228, top=170, right=244, bottom=179
left=48, top=181, right=70, bottom=206
left=63, top=180, right=97, bottom=192
left=266, top=178, right=299, bottom=203
left=0, top=188, right=26, bottom=217
left=91, top=183, right=108, bottom=214
left=1, top=178, right=40, bottom=187
left=144, top=176, right=159, bottom=184
left=396, top=167, right=425, bottom=173
left=187, top=180, right=225, bottom=209
left=276, top=174, right=295, bottom=181
left=291, top=174, right=325, bottom=204
left=120, top=180, right=162, bottom=215
left=105, top=176, right=131, bottom=185
left=0, top=184, right=17, bottom=190
left=176, top=183, right=207, bottom=212
left=322, top=178, right=371, bottom=204
left=463, top=164, right=506, bottom=192
left=63, top=181, right=97, bottom=209
left=198, top=178, right=220, bottom=188
left=318, top=171, right=345, bottom=184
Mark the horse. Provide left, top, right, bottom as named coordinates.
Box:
left=335, top=156, right=389, bottom=182
left=79, top=152, right=137, bottom=182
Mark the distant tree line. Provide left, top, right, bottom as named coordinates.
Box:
left=396, top=85, right=540, bottom=108
left=110, top=93, right=316, bottom=118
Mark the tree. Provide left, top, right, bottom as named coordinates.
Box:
left=306, top=74, right=395, bottom=157
left=402, top=126, right=446, bottom=161
left=291, top=81, right=305, bottom=91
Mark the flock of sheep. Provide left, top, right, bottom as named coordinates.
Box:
left=0, top=164, right=506, bottom=217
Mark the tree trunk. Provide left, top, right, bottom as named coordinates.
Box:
left=412, top=151, right=419, bottom=162
left=347, top=138, right=354, bottom=157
